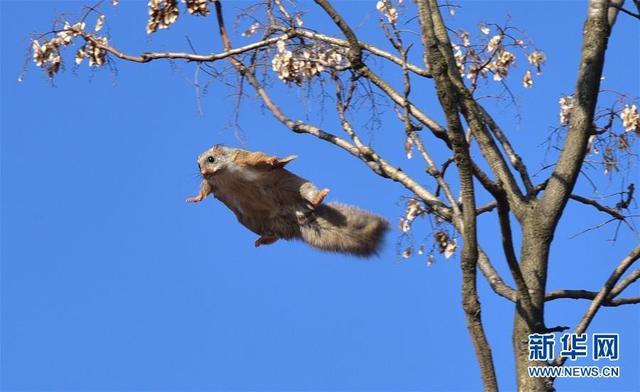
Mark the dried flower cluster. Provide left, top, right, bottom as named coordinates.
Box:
left=621, top=105, right=640, bottom=133
left=376, top=0, right=398, bottom=24
left=75, top=37, right=109, bottom=67
left=566, top=99, right=639, bottom=176
left=147, top=0, right=179, bottom=34
left=146, top=0, right=213, bottom=33
left=459, top=31, right=471, bottom=47
left=527, top=51, right=546, bottom=74
left=399, top=199, right=424, bottom=233
left=95, top=15, right=105, bottom=32
left=271, top=40, right=345, bottom=84
left=434, top=231, right=457, bottom=259
left=489, top=49, right=515, bottom=81
left=452, top=27, right=546, bottom=89
left=184, top=0, right=210, bottom=16
left=32, top=22, right=86, bottom=78
left=486, top=34, right=502, bottom=52
left=398, top=199, right=459, bottom=263
left=559, top=95, right=574, bottom=125
left=522, top=69, right=533, bottom=88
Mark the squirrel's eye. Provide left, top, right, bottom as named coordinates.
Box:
left=207, top=156, right=215, bottom=163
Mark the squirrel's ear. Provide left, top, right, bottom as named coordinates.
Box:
left=276, top=155, right=297, bottom=167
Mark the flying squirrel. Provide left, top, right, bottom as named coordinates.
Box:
left=187, top=145, right=389, bottom=257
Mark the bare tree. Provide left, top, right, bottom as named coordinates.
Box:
left=26, top=0, right=640, bottom=390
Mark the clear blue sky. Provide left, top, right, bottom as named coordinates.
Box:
left=1, top=1, right=639, bottom=391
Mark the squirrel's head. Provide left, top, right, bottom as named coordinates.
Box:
left=196, top=144, right=234, bottom=177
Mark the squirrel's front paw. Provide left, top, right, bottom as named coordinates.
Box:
left=186, top=194, right=205, bottom=203
left=266, top=157, right=279, bottom=167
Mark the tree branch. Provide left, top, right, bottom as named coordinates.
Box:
left=82, top=31, right=291, bottom=63
left=81, top=28, right=434, bottom=153
left=496, top=194, right=540, bottom=330
left=418, top=1, right=498, bottom=389
left=609, top=268, right=640, bottom=298
left=538, top=0, right=613, bottom=231
left=478, top=106, right=534, bottom=195
left=83, top=19, right=434, bottom=81
left=608, top=0, right=629, bottom=25
left=546, top=266, right=640, bottom=304
left=398, top=41, right=459, bottom=213
left=569, top=194, right=627, bottom=220
left=553, top=244, right=640, bottom=367
left=272, top=26, right=432, bottom=77
left=479, top=249, right=517, bottom=302
left=420, top=0, right=528, bottom=219
left=617, top=6, right=640, bottom=19
left=313, top=0, right=451, bottom=147
left=545, top=289, right=640, bottom=306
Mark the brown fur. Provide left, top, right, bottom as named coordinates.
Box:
left=188, top=145, right=389, bottom=257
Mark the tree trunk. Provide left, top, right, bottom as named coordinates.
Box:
left=513, top=221, right=555, bottom=391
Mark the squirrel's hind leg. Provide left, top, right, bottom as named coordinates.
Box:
left=311, top=188, right=330, bottom=207
left=255, top=235, right=279, bottom=247
left=300, top=182, right=330, bottom=208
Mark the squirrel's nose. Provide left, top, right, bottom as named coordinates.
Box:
left=201, top=168, right=217, bottom=177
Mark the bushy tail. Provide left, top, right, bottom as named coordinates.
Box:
left=300, top=202, right=389, bottom=257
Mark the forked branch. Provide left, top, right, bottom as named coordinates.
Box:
left=553, top=244, right=640, bottom=367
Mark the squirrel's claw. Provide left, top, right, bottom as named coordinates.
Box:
left=187, top=193, right=206, bottom=203
left=267, top=155, right=297, bottom=169
left=255, top=235, right=279, bottom=247
left=276, top=155, right=297, bottom=167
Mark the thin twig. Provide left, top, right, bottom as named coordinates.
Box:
left=569, top=194, right=626, bottom=220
